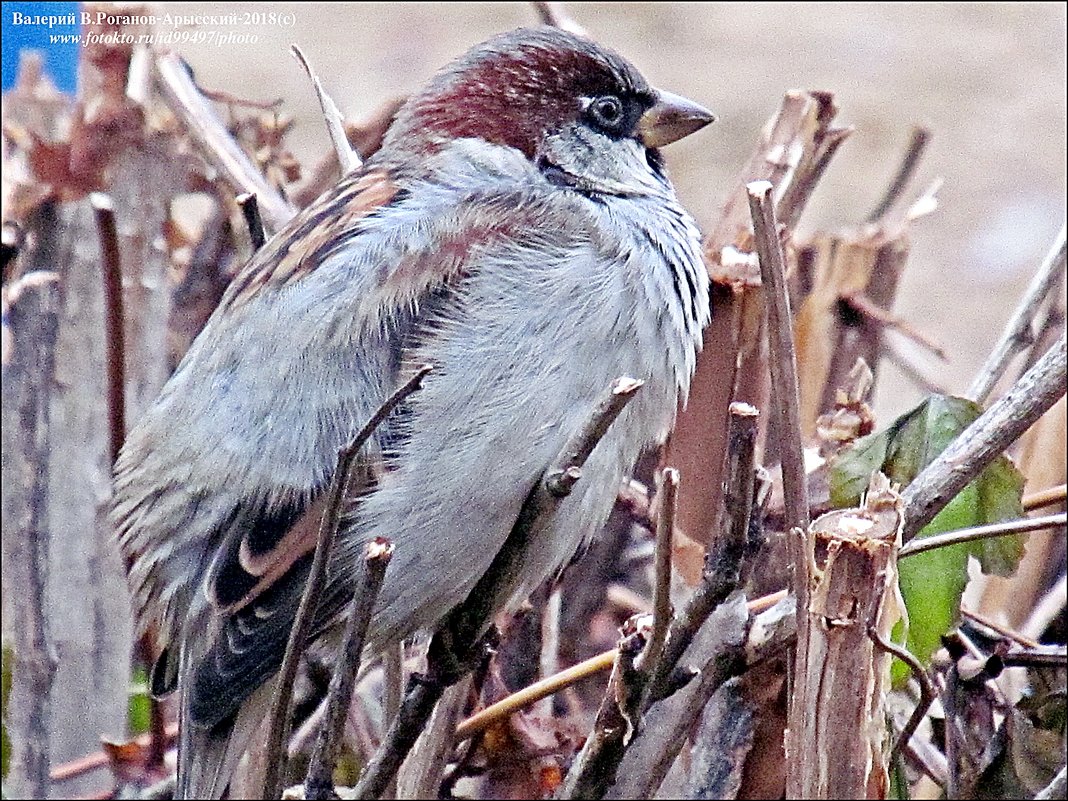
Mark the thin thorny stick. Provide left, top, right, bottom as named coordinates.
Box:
left=352, top=376, right=644, bottom=799
left=291, top=44, right=361, bottom=174
left=645, top=402, right=761, bottom=704
left=304, top=539, right=394, bottom=800
left=642, top=468, right=678, bottom=676
left=452, top=590, right=788, bottom=743
left=747, top=181, right=810, bottom=535
left=92, top=193, right=169, bottom=769
left=899, top=512, right=1066, bottom=558
left=154, top=51, right=296, bottom=230
left=261, top=364, right=433, bottom=800
left=968, top=226, right=1067, bottom=404
left=866, top=126, right=933, bottom=223
left=902, top=333, right=1067, bottom=538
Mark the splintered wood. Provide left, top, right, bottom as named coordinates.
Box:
left=786, top=474, right=905, bottom=800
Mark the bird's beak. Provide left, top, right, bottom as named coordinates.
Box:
left=637, top=90, right=716, bottom=148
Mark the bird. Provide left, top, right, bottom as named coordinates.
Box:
left=111, top=25, right=713, bottom=798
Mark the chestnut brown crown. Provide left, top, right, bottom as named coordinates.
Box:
left=382, top=26, right=714, bottom=161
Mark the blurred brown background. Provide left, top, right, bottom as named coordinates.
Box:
left=175, top=1, right=1066, bottom=417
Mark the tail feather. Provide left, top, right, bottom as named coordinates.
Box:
left=177, top=646, right=277, bottom=799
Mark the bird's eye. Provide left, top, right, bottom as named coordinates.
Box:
left=588, top=95, right=625, bottom=130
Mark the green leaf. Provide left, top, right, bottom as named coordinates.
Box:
left=829, top=394, right=1026, bottom=679
left=128, top=665, right=152, bottom=737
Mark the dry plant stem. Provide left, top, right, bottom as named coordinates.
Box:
left=91, top=194, right=126, bottom=466
left=305, top=541, right=394, bottom=800
left=968, top=226, right=1067, bottom=404
left=561, top=629, right=646, bottom=799
left=92, top=193, right=167, bottom=769
left=866, top=126, right=933, bottom=222
left=453, top=591, right=787, bottom=742
left=354, top=377, right=643, bottom=799
left=647, top=403, right=759, bottom=703
left=456, top=649, right=617, bottom=741
left=530, top=0, right=589, bottom=36
left=154, top=51, right=295, bottom=230
left=897, top=721, right=949, bottom=787
left=786, top=481, right=904, bottom=799
left=747, top=181, right=810, bottom=534
left=262, top=365, right=433, bottom=800
left=1001, top=646, right=1067, bottom=669
left=643, top=468, right=678, bottom=676
left=868, top=625, right=937, bottom=759
left=3, top=272, right=61, bottom=801
left=291, top=45, right=361, bottom=174
left=382, top=639, right=404, bottom=732
left=902, top=333, right=1068, bottom=538
left=236, top=192, right=267, bottom=251
left=604, top=594, right=794, bottom=801
left=397, top=677, right=471, bottom=800
left=1023, top=482, right=1067, bottom=511
left=899, top=512, right=1066, bottom=558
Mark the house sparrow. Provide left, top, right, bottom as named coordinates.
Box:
left=112, top=26, right=713, bottom=798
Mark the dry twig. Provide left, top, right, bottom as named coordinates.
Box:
left=968, top=226, right=1067, bottom=404
left=262, top=365, right=433, bottom=800
left=642, top=468, right=678, bottom=677
left=305, top=540, right=394, bottom=800
left=899, top=512, right=1066, bottom=558
left=291, top=45, right=361, bottom=174
left=902, top=333, right=1067, bottom=537
left=352, top=377, right=643, bottom=799
left=154, top=51, right=295, bottom=230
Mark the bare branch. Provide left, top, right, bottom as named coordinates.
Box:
left=647, top=403, right=761, bottom=703
left=968, top=226, right=1067, bottom=403
left=868, top=625, right=936, bottom=759
left=866, top=126, right=933, bottom=223
left=90, top=193, right=126, bottom=466
left=547, top=377, right=644, bottom=496
left=305, top=540, right=393, bottom=800
left=642, top=469, right=678, bottom=677
left=531, top=1, right=589, bottom=36
left=748, top=181, right=809, bottom=534
left=900, top=512, right=1065, bottom=558
left=561, top=624, right=647, bottom=799
left=902, top=334, right=1067, bottom=537
left=262, top=365, right=433, bottom=800
left=1023, top=482, right=1067, bottom=512
left=353, top=376, right=643, bottom=798
left=154, top=51, right=295, bottom=230
left=291, top=45, right=361, bottom=174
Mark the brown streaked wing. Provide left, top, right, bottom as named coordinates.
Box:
left=220, top=166, right=400, bottom=310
